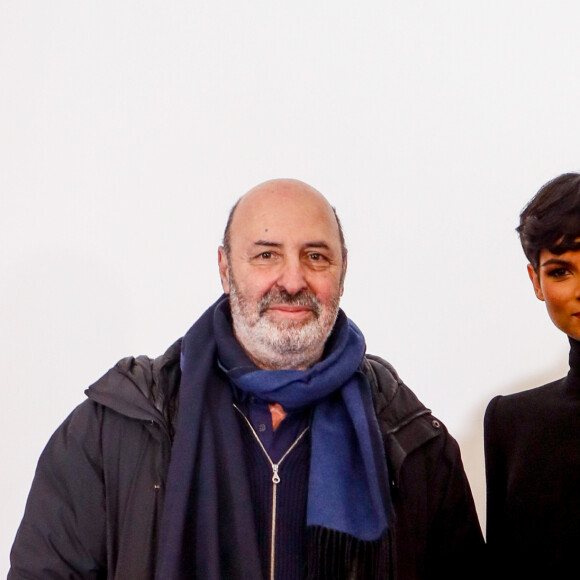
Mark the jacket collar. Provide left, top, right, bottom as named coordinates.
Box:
left=85, top=338, right=439, bottom=482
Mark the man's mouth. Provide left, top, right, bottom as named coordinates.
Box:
left=265, top=304, right=314, bottom=320
left=270, top=304, right=311, bottom=312
left=258, top=289, right=321, bottom=319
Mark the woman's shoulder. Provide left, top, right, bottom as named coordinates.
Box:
left=489, top=376, right=566, bottom=411
left=485, top=377, right=567, bottom=440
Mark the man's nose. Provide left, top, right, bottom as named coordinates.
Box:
left=276, top=259, right=308, bottom=295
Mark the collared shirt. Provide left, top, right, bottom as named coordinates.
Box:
left=236, top=394, right=310, bottom=463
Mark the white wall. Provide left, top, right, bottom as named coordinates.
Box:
left=2, top=1, right=579, bottom=573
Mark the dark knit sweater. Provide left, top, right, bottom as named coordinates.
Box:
left=236, top=405, right=311, bottom=580
left=485, top=337, right=580, bottom=578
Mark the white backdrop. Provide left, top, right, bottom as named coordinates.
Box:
left=2, top=1, right=580, bottom=574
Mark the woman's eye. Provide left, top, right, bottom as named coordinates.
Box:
left=547, top=267, right=569, bottom=278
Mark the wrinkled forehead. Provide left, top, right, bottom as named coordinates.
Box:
left=229, top=183, right=341, bottom=249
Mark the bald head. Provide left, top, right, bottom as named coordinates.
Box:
left=222, top=179, right=347, bottom=266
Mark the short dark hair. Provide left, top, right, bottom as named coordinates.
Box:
left=222, top=198, right=348, bottom=265
left=517, top=172, right=580, bottom=271
left=222, top=198, right=241, bottom=258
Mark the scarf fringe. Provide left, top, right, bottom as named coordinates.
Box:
left=306, top=526, right=392, bottom=579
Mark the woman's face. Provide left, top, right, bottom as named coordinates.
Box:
left=528, top=248, right=580, bottom=340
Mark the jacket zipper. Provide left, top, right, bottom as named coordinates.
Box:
left=233, top=404, right=309, bottom=580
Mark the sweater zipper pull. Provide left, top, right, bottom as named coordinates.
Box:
left=272, top=464, right=280, bottom=484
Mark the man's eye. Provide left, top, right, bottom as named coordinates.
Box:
left=259, top=252, right=273, bottom=259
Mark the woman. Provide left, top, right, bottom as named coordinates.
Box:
left=485, top=172, right=580, bottom=578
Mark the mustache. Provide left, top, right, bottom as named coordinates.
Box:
left=258, top=288, right=321, bottom=318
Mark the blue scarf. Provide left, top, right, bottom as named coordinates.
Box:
left=156, top=296, right=390, bottom=579
left=219, top=302, right=389, bottom=541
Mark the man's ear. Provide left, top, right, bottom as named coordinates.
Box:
left=340, top=256, right=348, bottom=296
left=218, top=246, right=231, bottom=294
left=527, top=263, right=544, bottom=301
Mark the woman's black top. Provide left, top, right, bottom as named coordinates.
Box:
left=485, top=338, right=580, bottom=578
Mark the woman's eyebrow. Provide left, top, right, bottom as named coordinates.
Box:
left=541, top=258, right=571, bottom=268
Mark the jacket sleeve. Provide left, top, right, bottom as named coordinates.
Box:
left=422, top=423, right=485, bottom=579
left=8, top=400, right=107, bottom=579
left=392, top=416, right=486, bottom=580
left=364, top=355, right=485, bottom=579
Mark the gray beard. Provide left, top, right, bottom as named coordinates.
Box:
left=228, top=281, right=340, bottom=370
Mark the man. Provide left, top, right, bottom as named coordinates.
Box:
left=9, top=179, right=483, bottom=579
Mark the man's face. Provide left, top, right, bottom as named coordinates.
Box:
left=218, top=180, right=345, bottom=369
left=528, top=248, right=580, bottom=340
